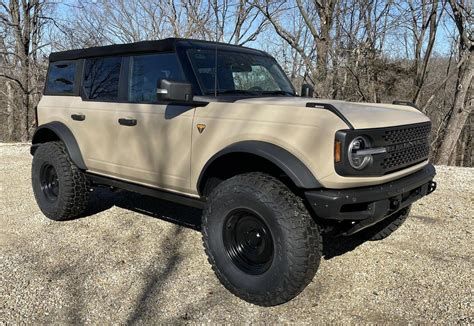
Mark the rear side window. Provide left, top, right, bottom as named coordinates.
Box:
left=129, top=53, right=184, bottom=102
left=83, top=57, right=122, bottom=101
left=46, top=61, right=77, bottom=94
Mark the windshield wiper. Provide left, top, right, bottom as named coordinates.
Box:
left=259, top=90, right=295, bottom=96
left=206, top=89, right=259, bottom=96
left=205, top=89, right=295, bottom=96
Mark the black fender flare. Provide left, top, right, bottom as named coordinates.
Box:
left=197, top=141, right=321, bottom=193
left=31, top=122, right=87, bottom=170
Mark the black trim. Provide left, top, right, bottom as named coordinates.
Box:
left=175, top=45, right=203, bottom=96
left=118, top=56, right=129, bottom=102
left=31, top=122, right=87, bottom=170
left=86, top=173, right=205, bottom=209
left=197, top=141, right=322, bottom=194
left=305, top=164, right=436, bottom=223
left=49, top=38, right=270, bottom=63
left=306, top=102, right=354, bottom=129
left=193, top=95, right=275, bottom=103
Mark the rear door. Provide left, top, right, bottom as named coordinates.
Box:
left=68, top=56, right=124, bottom=176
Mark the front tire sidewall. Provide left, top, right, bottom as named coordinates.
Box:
left=206, top=191, right=290, bottom=295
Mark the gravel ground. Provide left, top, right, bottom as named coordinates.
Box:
left=1, top=143, right=473, bottom=324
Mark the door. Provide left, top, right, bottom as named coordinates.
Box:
left=68, top=56, right=124, bottom=176
left=111, top=53, right=195, bottom=194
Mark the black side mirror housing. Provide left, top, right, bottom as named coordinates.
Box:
left=157, top=79, right=193, bottom=102
left=301, top=84, right=314, bottom=98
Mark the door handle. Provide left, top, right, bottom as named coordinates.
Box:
left=71, top=114, right=85, bottom=121
left=118, top=118, right=137, bottom=126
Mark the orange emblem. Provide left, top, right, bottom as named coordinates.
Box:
left=197, top=124, right=206, bottom=134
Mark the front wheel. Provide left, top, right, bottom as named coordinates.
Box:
left=32, top=141, right=89, bottom=220
left=202, top=173, right=322, bottom=306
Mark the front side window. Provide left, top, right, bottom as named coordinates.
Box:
left=83, top=57, right=122, bottom=101
left=46, top=61, right=77, bottom=94
left=128, top=53, right=184, bottom=102
left=187, top=49, right=295, bottom=96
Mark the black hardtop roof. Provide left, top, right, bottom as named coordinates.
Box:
left=49, top=38, right=271, bottom=62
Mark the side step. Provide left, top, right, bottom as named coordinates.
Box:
left=86, top=173, right=206, bottom=209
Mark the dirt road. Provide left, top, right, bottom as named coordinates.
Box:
left=1, top=143, right=472, bottom=323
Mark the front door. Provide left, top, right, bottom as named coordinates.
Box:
left=112, top=53, right=195, bottom=194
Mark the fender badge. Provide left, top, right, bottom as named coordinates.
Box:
left=197, top=124, right=206, bottom=134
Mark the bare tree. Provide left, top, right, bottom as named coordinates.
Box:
left=254, top=0, right=338, bottom=97
left=406, top=0, right=444, bottom=105
left=0, top=0, right=50, bottom=141
left=211, top=0, right=267, bottom=45
left=0, top=0, right=471, bottom=167
left=436, top=0, right=473, bottom=165
left=56, top=0, right=215, bottom=49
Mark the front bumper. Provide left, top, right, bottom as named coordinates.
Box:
left=305, top=164, right=436, bottom=233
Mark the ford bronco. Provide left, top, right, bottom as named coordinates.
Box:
left=31, top=38, right=437, bottom=306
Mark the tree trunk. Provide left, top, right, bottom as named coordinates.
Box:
left=314, top=3, right=335, bottom=98
left=6, top=82, right=15, bottom=140
left=436, top=52, right=474, bottom=165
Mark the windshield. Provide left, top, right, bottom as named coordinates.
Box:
left=187, top=49, right=295, bottom=96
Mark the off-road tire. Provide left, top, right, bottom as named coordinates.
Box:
left=202, top=172, right=322, bottom=306
left=357, top=205, right=411, bottom=241
left=32, top=141, right=89, bottom=220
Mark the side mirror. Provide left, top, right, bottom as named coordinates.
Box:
left=157, top=79, right=193, bottom=102
left=301, top=84, right=314, bottom=98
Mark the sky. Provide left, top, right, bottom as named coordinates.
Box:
left=52, top=0, right=457, bottom=59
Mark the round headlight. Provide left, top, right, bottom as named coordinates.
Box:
left=348, top=136, right=372, bottom=170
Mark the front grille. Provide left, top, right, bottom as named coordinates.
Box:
left=335, top=122, right=432, bottom=176
left=382, top=123, right=432, bottom=144
left=380, top=123, right=431, bottom=173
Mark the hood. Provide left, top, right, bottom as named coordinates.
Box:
left=234, top=97, right=430, bottom=129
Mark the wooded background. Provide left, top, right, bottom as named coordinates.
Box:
left=0, top=0, right=472, bottom=166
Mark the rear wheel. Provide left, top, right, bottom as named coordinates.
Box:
left=357, top=206, right=411, bottom=241
left=202, top=172, right=322, bottom=306
left=32, top=141, right=89, bottom=220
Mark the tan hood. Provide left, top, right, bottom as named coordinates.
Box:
left=235, top=97, right=430, bottom=129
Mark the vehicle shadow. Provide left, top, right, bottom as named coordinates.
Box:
left=84, top=187, right=368, bottom=258
left=83, top=187, right=202, bottom=230
left=322, top=234, right=369, bottom=260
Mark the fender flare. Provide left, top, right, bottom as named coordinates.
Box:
left=197, top=141, right=321, bottom=192
left=31, top=121, right=87, bottom=170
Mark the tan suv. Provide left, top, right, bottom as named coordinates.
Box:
left=31, top=38, right=437, bottom=306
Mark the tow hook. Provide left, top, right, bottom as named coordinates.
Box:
left=427, top=181, right=437, bottom=194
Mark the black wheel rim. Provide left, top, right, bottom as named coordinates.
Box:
left=223, top=209, right=274, bottom=275
left=40, top=163, right=60, bottom=202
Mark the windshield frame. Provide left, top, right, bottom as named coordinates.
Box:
left=184, top=47, right=296, bottom=97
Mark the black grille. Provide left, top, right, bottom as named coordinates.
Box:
left=382, top=123, right=432, bottom=145
left=335, top=122, right=432, bottom=176
left=380, top=123, right=431, bottom=173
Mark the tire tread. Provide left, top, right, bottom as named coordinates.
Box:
left=32, top=141, right=89, bottom=220
left=202, top=172, right=322, bottom=306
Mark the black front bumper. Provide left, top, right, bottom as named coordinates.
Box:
left=305, top=165, right=436, bottom=233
